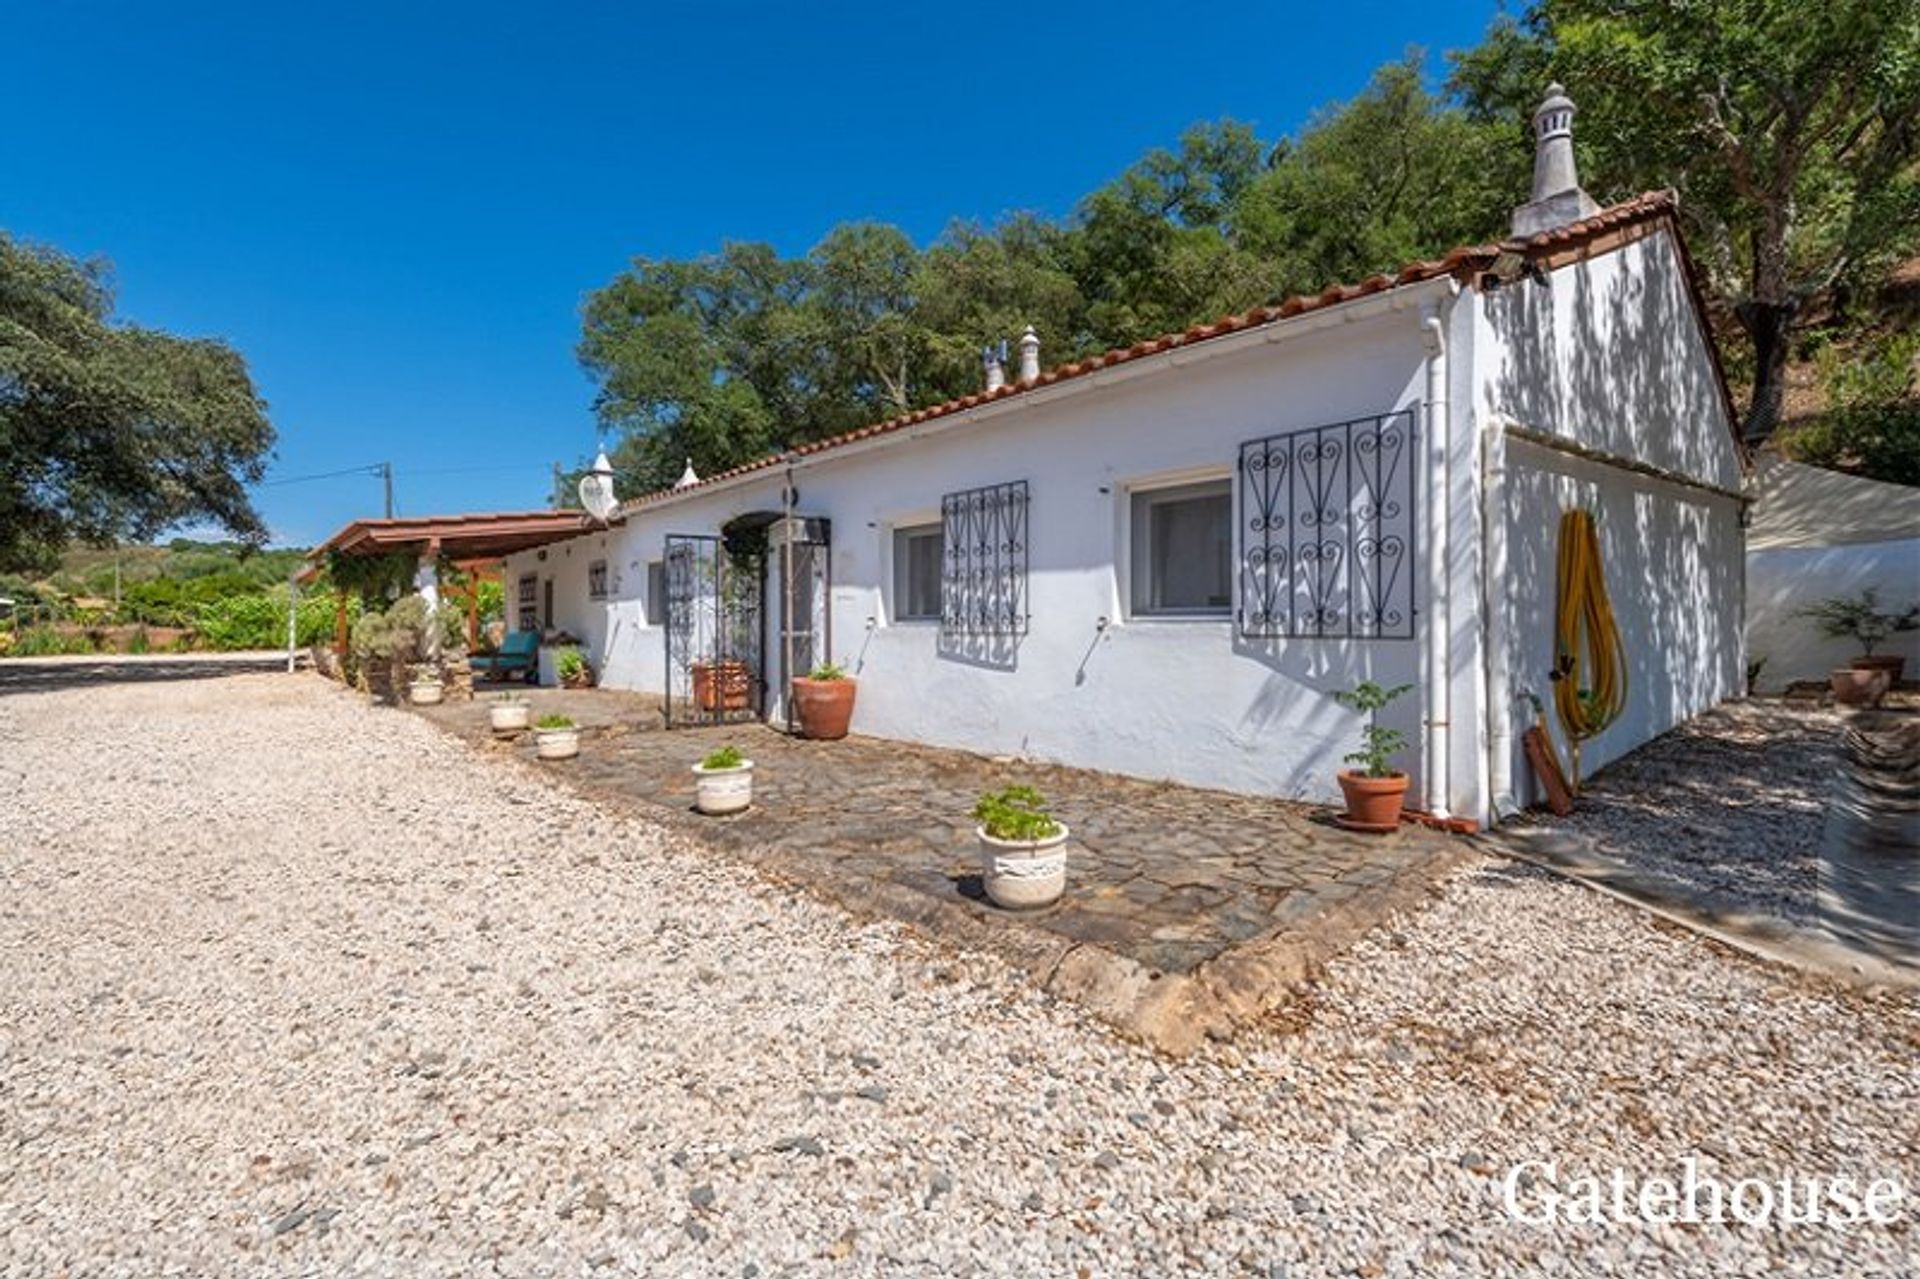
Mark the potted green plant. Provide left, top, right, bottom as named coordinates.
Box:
left=555, top=645, right=593, bottom=690
left=791, top=660, right=856, bottom=739
left=692, top=743, right=753, bottom=814
left=1799, top=589, right=1917, bottom=704
left=409, top=664, right=445, bottom=705
left=489, top=690, right=530, bottom=734
left=533, top=713, right=579, bottom=760
left=1331, top=680, right=1412, bottom=832
left=973, top=785, right=1068, bottom=909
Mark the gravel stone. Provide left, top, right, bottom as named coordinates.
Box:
left=0, top=673, right=1912, bottom=1277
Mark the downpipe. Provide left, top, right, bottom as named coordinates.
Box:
left=1420, top=296, right=1453, bottom=819
left=1481, top=415, right=1517, bottom=818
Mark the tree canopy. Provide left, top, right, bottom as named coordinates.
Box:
left=0, top=235, right=276, bottom=572
left=579, top=2, right=1920, bottom=494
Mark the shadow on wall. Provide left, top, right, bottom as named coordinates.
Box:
left=1501, top=444, right=1738, bottom=794
left=938, top=629, right=1021, bottom=671
left=1233, top=634, right=1422, bottom=797
left=1483, top=230, right=1732, bottom=485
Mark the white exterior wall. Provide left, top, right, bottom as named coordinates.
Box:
left=508, top=223, right=1745, bottom=825
left=1747, top=539, right=1920, bottom=688
left=1471, top=227, right=1745, bottom=810
left=514, top=293, right=1452, bottom=807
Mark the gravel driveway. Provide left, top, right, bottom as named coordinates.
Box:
left=2, top=674, right=1914, bottom=1277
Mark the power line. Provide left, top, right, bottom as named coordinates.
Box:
left=257, top=463, right=386, bottom=488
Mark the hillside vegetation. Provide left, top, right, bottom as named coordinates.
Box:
left=0, top=539, right=337, bottom=656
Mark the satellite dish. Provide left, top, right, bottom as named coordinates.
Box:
left=578, top=450, right=619, bottom=522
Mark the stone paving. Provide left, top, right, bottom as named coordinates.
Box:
left=417, top=691, right=1470, bottom=1048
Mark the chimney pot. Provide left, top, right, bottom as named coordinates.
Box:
left=1511, top=83, right=1599, bottom=238
left=982, top=340, right=1007, bottom=392
left=1017, top=325, right=1041, bottom=382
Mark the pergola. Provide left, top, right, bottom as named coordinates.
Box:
left=302, top=511, right=601, bottom=652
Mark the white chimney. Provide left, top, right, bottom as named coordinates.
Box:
left=1511, top=83, right=1599, bottom=238
left=983, top=340, right=1007, bottom=392
left=1017, top=325, right=1041, bottom=382
left=673, top=458, right=700, bottom=490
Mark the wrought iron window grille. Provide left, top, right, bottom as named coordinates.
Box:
left=939, top=480, right=1030, bottom=638
left=1237, top=410, right=1417, bottom=640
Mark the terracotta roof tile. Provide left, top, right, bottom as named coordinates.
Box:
left=624, top=191, right=1711, bottom=511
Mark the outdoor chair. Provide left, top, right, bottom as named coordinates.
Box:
left=470, top=629, right=539, bottom=683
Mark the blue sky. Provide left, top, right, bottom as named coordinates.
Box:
left=7, top=1, right=1502, bottom=547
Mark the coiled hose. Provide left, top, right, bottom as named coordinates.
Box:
left=1551, top=508, right=1627, bottom=790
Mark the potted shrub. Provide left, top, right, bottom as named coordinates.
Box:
left=555, top=646, right=593, bottom=690
left=691, top=744, right=754, bottom=814
left=409, top=670, right=445, bottom=705
left=1800, top=589, right=1918, bottom=697
left=489, top=691, right=530, bottom=734
left=790, top=660, right=857, bottom=740
left=973, top=785, right=1068, bottom=910
left=533, top=713, right=579, bottom=760
left=1331, top=680, right=1412, bottom=832
left=691, top=659, right=753, bottom=711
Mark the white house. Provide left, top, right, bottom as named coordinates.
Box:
left=499, top=87, right=1748, bottom=828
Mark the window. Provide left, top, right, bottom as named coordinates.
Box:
left=517, top=574, right=539, bottom=631
left=588, top=560, right=609, bottom=600
left=893, top=524, right=943, bottom=622
left=1130, top=479, right=1232, bottom=617
left=646, top=560, right=665, bottom=626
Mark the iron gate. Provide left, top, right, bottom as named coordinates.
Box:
left=663, top=533, right=763, bottom=727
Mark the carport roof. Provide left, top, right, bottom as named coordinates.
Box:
left=312, top=511, right=602, bottom=561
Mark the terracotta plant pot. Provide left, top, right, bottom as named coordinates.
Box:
left=791, top=676, right=856, bottom=740
left=977, top=823, right=1069, bottom=910
left=1831, top=667, right=1891, bottom=708
left=1336, top=770, right=1410, bottom=833
left=1851, top=654, right=1906, bottom=684
left=691, top=660, right=752, bottom=711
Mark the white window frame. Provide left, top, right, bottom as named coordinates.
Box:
left=1124, top=470, right=1235, bottom=621
left=891, top=521, right=945, bottom=623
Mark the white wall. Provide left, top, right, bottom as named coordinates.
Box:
left=1495, top=442, right=1744, bottom=799
left=520, top=294, right=1447, bottom=806
left=1474, top=228, right=1742, bottom=491
left=1471, top=225, right=1746, bottom=813
left=1747, top=539, right=1920, bottom=688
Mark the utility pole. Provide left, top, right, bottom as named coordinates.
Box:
left=381, top=462, right=394, bottom=518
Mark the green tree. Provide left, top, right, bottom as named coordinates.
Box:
left=1456, top=1, right=1920, bottom=442
left=0, top=234, right=276, bottom=572
left=1239, top=57, right=1519, bottom=298
left=1777, top=331, right=1920, bottom=484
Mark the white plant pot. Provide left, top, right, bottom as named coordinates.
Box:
left=409, top=679, right=444, bottom=706
left=977, top=823, right=1069, bottom=910
left=490, top=702, right=531, bottom=734
left=534, top=727, right=579, bottom=760
left=692, top=761, right=754, bottom=815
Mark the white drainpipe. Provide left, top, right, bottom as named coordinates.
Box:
left=1420, top=295, right=1454, bottom=818
left=1480, top=414, right=1516, bottom=819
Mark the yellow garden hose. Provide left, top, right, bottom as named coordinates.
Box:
left=1551, top=509, right=1627, bottom=791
